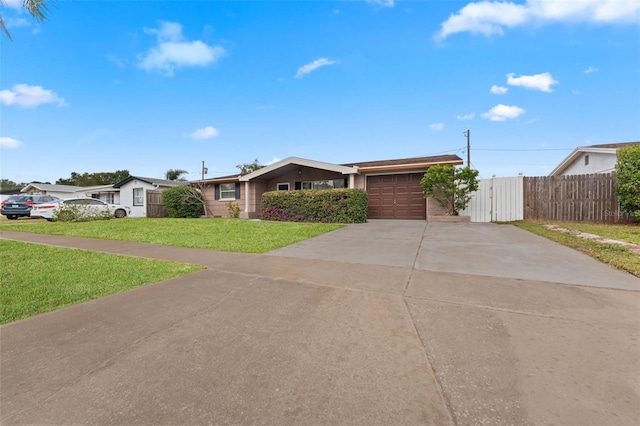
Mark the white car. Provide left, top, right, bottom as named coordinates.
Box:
left=30, top=198, right=131, bottom=221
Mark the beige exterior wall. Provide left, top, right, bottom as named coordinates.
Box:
left=201, top=183, right=245, bottom=218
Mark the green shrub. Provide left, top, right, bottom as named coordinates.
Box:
left=226, top=201, right=241, bottom=218
left=53, top=205, right=113, bottom=222
left=162, top=186, right=204, bottom=218
left=261, top=189, right=368, bottom=223
left=615, top=146, right=640, bottom=219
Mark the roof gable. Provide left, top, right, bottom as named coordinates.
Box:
left=114, top=176, right=185, bottom=188
left=239, top=157, right=359, bottom=181
left=549, top=141, right=639, bottom=176
left=21, top=183, right=83, bottom=193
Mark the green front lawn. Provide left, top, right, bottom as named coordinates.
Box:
left=0, top=240, right=202, bottom=324
left=0, top=218, right=344, bottom=253
left=511, top=221, right=640, bottom=278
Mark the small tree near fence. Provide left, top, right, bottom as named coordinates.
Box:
left=615, top=145, right=640, bottom=219
left=162, top=186, right=204, bottom=218
left=420, top=165, right=479, bottom=215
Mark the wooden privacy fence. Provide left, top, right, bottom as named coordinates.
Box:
left=523, top=173, right=631, bottom=224
left=146, top=190, right=169, bottom=218
left=464, top=173, right=633, bottom=223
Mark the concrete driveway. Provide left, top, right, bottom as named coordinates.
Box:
left=1, top=222, right=639, bottom=425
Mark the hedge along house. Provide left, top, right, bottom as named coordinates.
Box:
left=193, top=154, right=463, bottom=220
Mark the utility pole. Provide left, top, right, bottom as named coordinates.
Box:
left=201, top=161, right=208, bottom=180
left=464, top=129, right=471, bottom=168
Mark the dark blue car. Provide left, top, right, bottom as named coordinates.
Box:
left=1, top=195, right=61, bottom=220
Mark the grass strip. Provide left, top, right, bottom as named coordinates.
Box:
left=511, top=221, right=640, bottom=278
left=0, top=218, right=343, bottom=253
left=535, top=222, right=640, bottom=245
left=0, top=240, right=202, bottom=324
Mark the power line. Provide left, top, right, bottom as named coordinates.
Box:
left=474, top=148, right=573, bottom=151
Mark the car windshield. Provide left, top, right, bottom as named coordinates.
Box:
left=6, top=196, right=32, bottom=202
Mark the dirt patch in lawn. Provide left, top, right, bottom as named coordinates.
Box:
left=545, top=225, right=640, bottom=254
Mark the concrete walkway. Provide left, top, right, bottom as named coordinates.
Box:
left=1, top=223, right=639, bottom=425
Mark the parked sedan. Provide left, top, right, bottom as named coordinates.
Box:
left=30, top=198, right=131, bottom=221
left=1, top=194, right=61, bottom=220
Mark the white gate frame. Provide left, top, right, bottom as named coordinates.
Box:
left=461, top=175, right=524, bottom=222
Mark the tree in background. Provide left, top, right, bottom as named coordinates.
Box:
left=1, top=0, right=49, bottom=40
left=165, top=169, right=188, bottom=181
left=0, top=179, right=31, bottom=190
left=420, top=165, right=479, bottom=216
left=236, top=159, right=265, bottom=175
left=56, top=170, right=131, bottom=186
left=615, top=145, right=640, bottom=219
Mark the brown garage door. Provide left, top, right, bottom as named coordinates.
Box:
left=367, top=173, right=426, bottom=220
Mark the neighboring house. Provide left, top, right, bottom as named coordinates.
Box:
left=114, top=176, right=185, bottom=218
left=193, top=154, right=463, bottom=220
left=73, top=184, right=121, bottom=204
left=21, top=183, right=85, bottom=199
left=549, top=141, right=640, bottom=176
left=20, top=182, right=121, bottom=203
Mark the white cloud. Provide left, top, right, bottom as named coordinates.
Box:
left=457, top=113, right=475, bottom=120
left=572, top=89, right=581, bottom=95
left=366, top=0, right=395, bottom=7
left=295, top=58, right=337, bottom=79
left=490, top=85, right=509, bottom=94
left=187, top=126, right=219, bottom=140
left=5, top=17, right=30, bottom=28
left=507, top=72, right=558, bottom=92
left=4, top=0, right=23, bottom=10
left=482, top=104, right=525, bottom=121
left=0, top=84, right=67, bottom=108
left=429, top=123, right=445, bottom=131
left=0, top=136, right=23, bottom=149
left=267, top=157, right=281, bottom=165
left=138, top=21, right=225, bottom=76
left=585, top=66, right=599, bottom=74
left=436, top=0, right=640, bottom=40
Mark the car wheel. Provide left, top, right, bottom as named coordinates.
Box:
left=7, top=215, right=17, bottom=220
left=114, top=209, right=127, bottom=218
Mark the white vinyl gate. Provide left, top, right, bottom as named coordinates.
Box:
left=461, top=176, right=524, bottom=222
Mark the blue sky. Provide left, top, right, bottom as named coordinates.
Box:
left=1, top=0, right=639, bottom=184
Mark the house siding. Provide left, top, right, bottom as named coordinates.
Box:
left=561, top=152, right=617, bottom=175
left=203, top=183, right=245, bottom=218
left=118, top=180, right=161, bottom=218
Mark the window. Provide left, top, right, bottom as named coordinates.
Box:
left=277, top=183, right=290, bottom=191
left=584, top=155, right=589, bottom=166
left=133, top=188, right=144, bottom=206
left=298, top=179, right=347, bottom=190
left=220, top=183, right=236, bottom=200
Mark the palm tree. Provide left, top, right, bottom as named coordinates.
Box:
left=2, top=0, right=49, bottom=41
left=165, top=169, right=188, bottom=181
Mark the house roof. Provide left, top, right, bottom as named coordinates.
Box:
left=549, top=141, right=640, bottom=176
left=191, top=174, right=242, bottom=184
left=195, top=154, right=465, bottom=183
left=113, top=176, right=186, bottom=188
left=21, top=183, right=83, bottom=193
left=343, top=154, right=463, bottom=171
left=239, top=157, right=358, bottom=182
left=587, top=141, right=640, bottom=149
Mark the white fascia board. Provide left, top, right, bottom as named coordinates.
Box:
left=240, top=157, right=359, bottom=181
left=549, top=147, right=618, bottom=176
